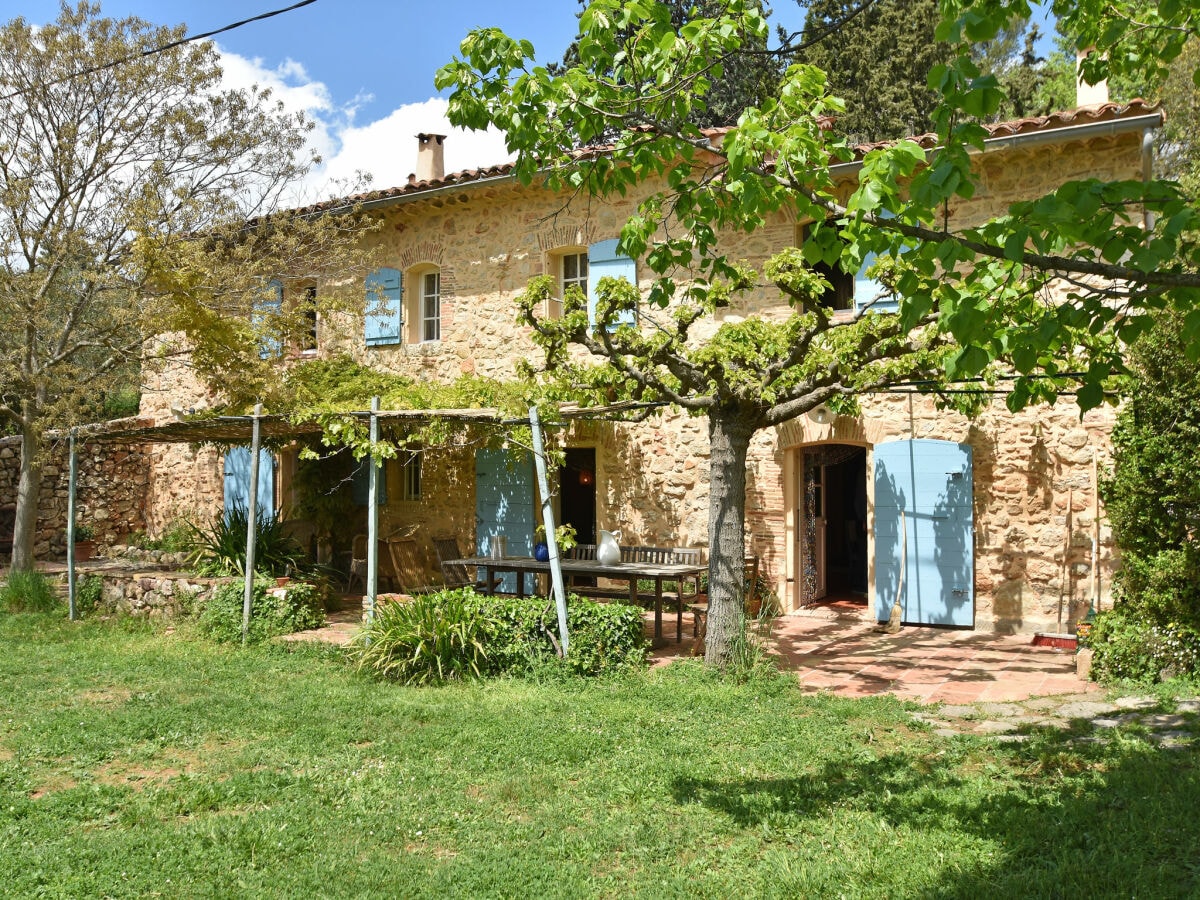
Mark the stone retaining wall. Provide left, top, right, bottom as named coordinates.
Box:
left=99, top=570, right=227, bottom=618
left=0, top=435, right=152, bottom=559
left=70, top=564, right=232, bottom=618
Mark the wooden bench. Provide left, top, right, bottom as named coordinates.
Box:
left=564, top=544, right=704, bottom=604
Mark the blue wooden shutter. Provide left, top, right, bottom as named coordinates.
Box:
left=873, top=439, right=973, bottom=627
left=351, top=458, right=387, bottom=506
left=475, top=448, right=536, bottom=594
left=854, top=211, right=898, bottom=313
left=587, top=239, right=637, bottom=330
left=254, top=280, right=283, bottom=358
left=223, top=447, right=276, bottom=521
left=365, top=267, right=402, bottom=346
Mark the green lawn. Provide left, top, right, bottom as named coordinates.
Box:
left=1, top=612, right=1198, bottom=898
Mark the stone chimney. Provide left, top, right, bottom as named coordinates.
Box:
left=1076, top=49, right=1109, bottom=108
left=415, top=133, right=446, bottom=182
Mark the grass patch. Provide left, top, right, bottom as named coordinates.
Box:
left=1, top=569, right=59, bottom=613
left=0, top=613, right=1197, bottom=897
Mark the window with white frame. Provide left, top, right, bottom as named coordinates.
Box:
left=421, top=271, right=441, bottom=342
left=399, top=451, right=421, bottom=501
left=561, top=251, right=588, bottom=298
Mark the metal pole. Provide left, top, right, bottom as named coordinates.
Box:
left=1093, top=449, right=1101, bottom=613
left=67, top=427, right=77, bottom=621
left=241, top=403, right=262, bottom=645
left=530, top=406, right=569, bottom=654
left=366, top=396, right=380, bottom=627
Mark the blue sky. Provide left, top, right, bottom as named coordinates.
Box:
left=6, top=1, right=1056, bottom=198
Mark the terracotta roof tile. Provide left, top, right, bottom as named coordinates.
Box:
left=311, top=100, right=1161, bottom=213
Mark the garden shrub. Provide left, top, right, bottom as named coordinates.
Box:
left=1092, top=312, right=1200, bottom=678
left=355, top=590, right=491, bottom=685
left=75, top=574, right=104, bottom=617
left=1, top=570, right=59, bottom=613
left=187, top=506, right=305, bottom=577
left=1090, top=604, right=1200, bottom=684
left=468, top=592, right=646, bottom=677
left=197, top=578, right=325, bottom=644
left=354, top=589, right=647, bottom=684
left=556, top=596, right=647, bottom=676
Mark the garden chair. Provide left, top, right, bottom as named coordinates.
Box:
left=385, top=538, right=440, bottom=595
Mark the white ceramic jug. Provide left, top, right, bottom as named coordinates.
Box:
left=596, top=529, right=621, bottom=566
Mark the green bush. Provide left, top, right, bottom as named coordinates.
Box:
left=354, top=589, right=647, bottom=684
left=1, top=570, right=59, bottom=614
left=1090, top=604, right=1200, bottom=683
left=355, top=590, right=491, bottom=685
left=197, top=578, right=325, bottom=644
left=75, top=574, right=104, bottom=617
left=188, top=506, right=304, bottom=577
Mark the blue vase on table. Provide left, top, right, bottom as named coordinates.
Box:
left=534, top=542, right=550, bottom=561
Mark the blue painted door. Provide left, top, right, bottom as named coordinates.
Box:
left=874, top=439, right=973, bottom=627
left=475, top=448, right=536, bottom=594
left=224, top=447, right=276, bottom=522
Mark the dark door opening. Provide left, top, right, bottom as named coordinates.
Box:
left=802, top=444, right=867, bottom=605
left=558, top=448, right=596, bottom=545
left=825, top=447, right=868, bottom=596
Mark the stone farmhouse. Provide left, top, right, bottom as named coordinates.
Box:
left=114, top=95, right=1160, bottom=637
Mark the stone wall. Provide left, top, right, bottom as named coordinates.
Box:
left=0, top=435, right=151, bottom=559
left=93, top=569, right=226, bottom=618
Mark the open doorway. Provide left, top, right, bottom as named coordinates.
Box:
left=558, top=448, right=596, bottom=546
left=799, top=444, right=867, bottom=606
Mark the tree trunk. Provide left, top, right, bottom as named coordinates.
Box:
left=10, top=399, right=44, bottom=573
left=703, top=405, right=757, bottom=668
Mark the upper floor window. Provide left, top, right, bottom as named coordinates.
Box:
left=298, top=284, right=318, bottom=352
left=561, top=251, right=588, bottom=298
left=420, top=271, right=441, bottom=342
left=254, top=279, right=284, bottom=358
left=364, top=267, right=402, bottom=347
left=797, top=222, right=896, bottom=314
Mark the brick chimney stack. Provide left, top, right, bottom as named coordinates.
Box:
left=415, top=133, right=446, bottom=182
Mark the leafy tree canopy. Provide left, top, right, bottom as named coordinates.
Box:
left=555, top=0, right=783, bottom=129
left=0, top=3, right=375, bottom=570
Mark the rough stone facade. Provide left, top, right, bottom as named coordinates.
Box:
left=95, top=569, right=223, bottom=618
left=138, top=115, right=1148, bottom=635
left=0, top=435, right=151, bottom=559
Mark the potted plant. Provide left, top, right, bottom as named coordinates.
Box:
left=534, top=523, right=578, bottom=561
left=74, top=524, right=96, bottom=562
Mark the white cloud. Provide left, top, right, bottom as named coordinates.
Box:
left=313, top=97, right=515, bottom=197
left=213, top=47, right=513, bottom=203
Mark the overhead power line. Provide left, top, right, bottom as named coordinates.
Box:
left=0, top=0, right=319, bottom=103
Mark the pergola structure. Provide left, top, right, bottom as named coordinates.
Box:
left=57, top=399, right=663, bottom=648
